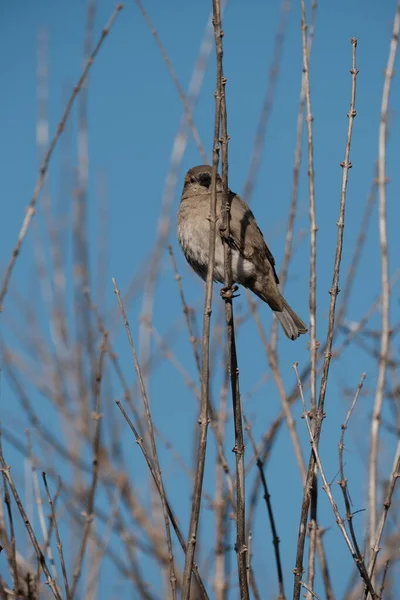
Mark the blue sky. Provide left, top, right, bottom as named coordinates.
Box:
left=1, top=1, right=400, bottom=598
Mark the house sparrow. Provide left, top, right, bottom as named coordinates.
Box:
left=177, top=165, right=308, bottom=340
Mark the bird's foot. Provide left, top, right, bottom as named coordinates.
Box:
left=220, top=284, right=240, bottom=300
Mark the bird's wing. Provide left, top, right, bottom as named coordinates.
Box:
left=220, top=190, right=280, bottom=284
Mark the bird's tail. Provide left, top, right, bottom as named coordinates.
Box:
left=274, top=297, right=308, bottom=341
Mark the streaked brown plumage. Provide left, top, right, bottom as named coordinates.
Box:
left=177, top=165, right=308, bottom=340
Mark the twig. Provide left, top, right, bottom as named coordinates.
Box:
left=168, top=250, right=237, bottom=509
left=306, top=477, right=318, bottom=600
left=135, top=6, right=214, bottom=398
left=293, top=364, right=377, bottom=599
left=0, top=434, right=62, bottom=600
left=366, top=440, right=400, bottom=596
left=338, top=374, right=367, bottom=577
left=300, top=582, right=322, bottom=600
left=293, top=37, right=358, bottom=600
left=42, top=479, right=62, bottom=584
left=0, top=3, right=123, bottom=311
left=244, top=416, right=285, bottom=599
left=301, top=0, right=318, bottom=419
left=378, top=561, right=390, bottom=600
left=112, top=279, right=177, bottom=599
left=315, top=529, right=335, bottom=600
left=214, top=371, right=229, bottom=600
left=368, top=1, right=400, bottom=567
left=27, top=431, right=58, bottom=584
left=42, top=473, right=70, bottom=600
left=1, top=469, right=20, bottom=595
left=247, top=293, right=305, bottom=481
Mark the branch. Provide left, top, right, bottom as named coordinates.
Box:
left=368, top=1, right=400, bottom=568
left=213, top=0, right=249, bottom=596
left=293, top=36, right=359, bottom=600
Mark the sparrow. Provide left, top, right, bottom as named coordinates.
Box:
left=177, top=165, right=308, bottom=340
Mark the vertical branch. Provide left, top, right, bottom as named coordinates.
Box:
left=213, top=0, right=248, bottom=597
left=300, top=0, right=318, bottom=418
left=368, top=1, right=400, bottom=565
left=293, top=37, right=358, bottom=600
left=293, top=2, right=318, bottom=594
left=180, top=8, right=224, bottom=600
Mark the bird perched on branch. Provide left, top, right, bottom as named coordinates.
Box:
left=177, top=164, right=308, bottom=341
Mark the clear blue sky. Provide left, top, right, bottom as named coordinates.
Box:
left=1, top=1, right=399, bottom=598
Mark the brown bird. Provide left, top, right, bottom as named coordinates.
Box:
left=177, top=165, right=308, bottom=340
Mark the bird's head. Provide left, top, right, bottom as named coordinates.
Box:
left=183, top=165, right=223, bottom=195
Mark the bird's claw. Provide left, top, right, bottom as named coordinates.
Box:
left=220, top=285, right=239, bottom=300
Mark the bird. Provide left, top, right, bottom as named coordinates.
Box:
left=177, top=164, right=308, bottom=341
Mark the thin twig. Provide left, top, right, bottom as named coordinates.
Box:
left=112, top=279, right=177, bottom=599
left=338, top=374, right=367, bottom=576
left=244, top=416, right=285, bottom=599
left=366, top=440, right=400, bottom=596
left=300, top=582, right=322, bottom=600
left=214, top=371, right=229, bottom=600
left=0, top=434, right=62, bottom=600
left=168, top=250, right=237, bottom=509
left=301, top=0, right=318, bottom=419
left=0, top=3, right=123, bottom=311
left=42, top=473, right=70, bottom=600
left=293, top=37, right=359, bottom=600
left=247, top=293, right=305, bottom=481
left=368, top=1, right=400, bottom=568
left=1, top=469, right=20, bottom=595
left=315, top=529, right=335, bottom=600
left=378, top=561, right=390, bottom=600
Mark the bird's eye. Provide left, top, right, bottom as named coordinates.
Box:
left=190, top=176, right=196, bottom=183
